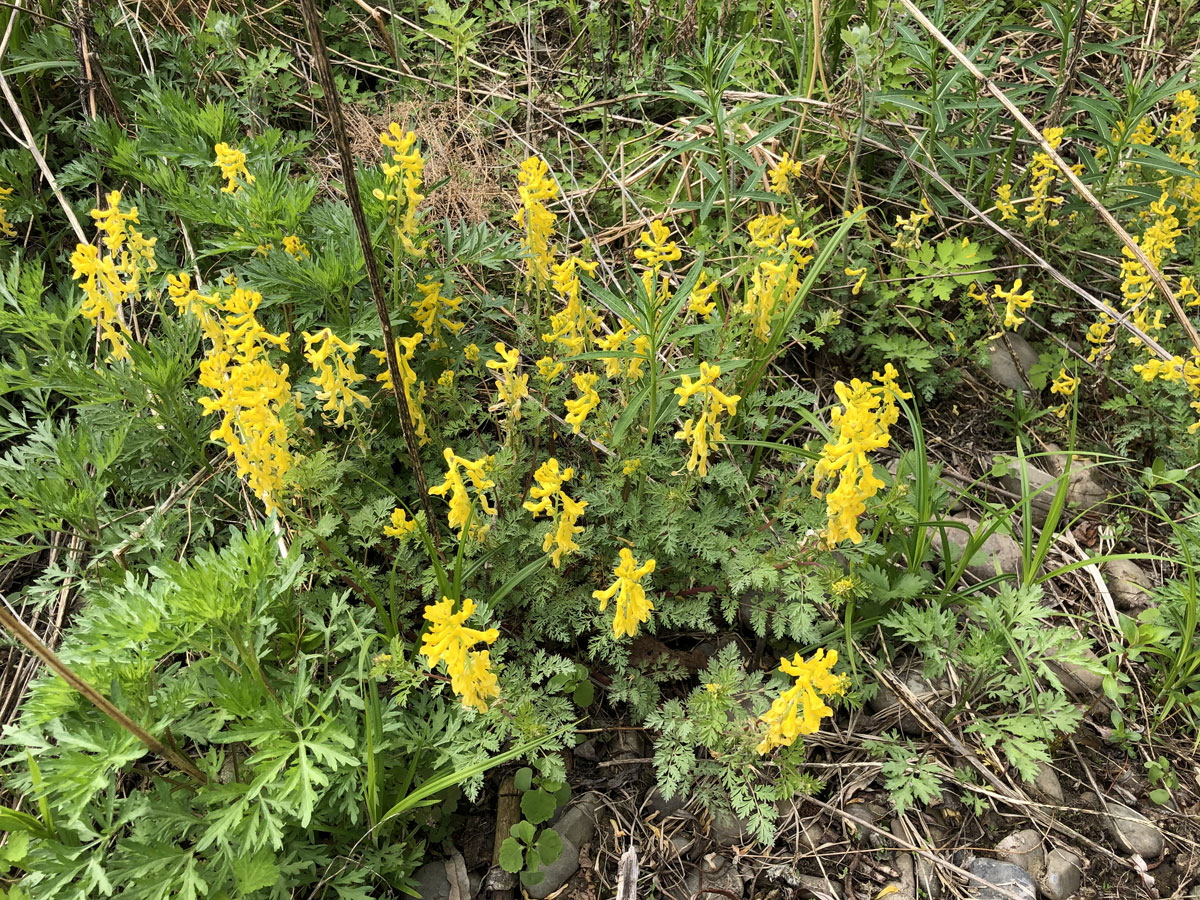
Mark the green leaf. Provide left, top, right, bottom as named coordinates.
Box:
left=232, top=848, right=280, bottom=894
left=1149, top=788, right=1170, bottom=805
left=498, top=837, right=525, bottom=873
left=572, top=680, right=595, bottom=707
left=511, top=820, right=536, bottom=844
left=521, top=788, right=557, bottom=824
left=514, top=766, right=533, bottom=792
left=537, top=828, right=564, bottom=866
left=520, top=869, right=546, bottom=887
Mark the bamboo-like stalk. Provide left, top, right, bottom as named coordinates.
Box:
left=895, top=0, right=1200, bottom=358
left=0, top=598, right=208, bottom=784
left=296, top=0, right=442, bottom=552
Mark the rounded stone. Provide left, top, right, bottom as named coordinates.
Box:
left=1039, top=848, right=1083, bottom=900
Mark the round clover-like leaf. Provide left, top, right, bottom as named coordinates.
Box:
left=537, top=828, right=563, bottom=866
left=498, top=837, right=525, bottom=874
left=520, top=788, right=557, bottom=825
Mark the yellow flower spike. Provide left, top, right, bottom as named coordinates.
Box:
left=1050, top=368, right=1078, bottom=418
left=742, top=214, right=814, bottom=341
left=371, top=333, right=429, bottom=445
left=673, top=362, right=741, bottom=477
left=565, top=372, right=601, bottom=434
left=420, top=597, right=501, bottom=713
left=592, top=548, right=656, bottom=639
left=213, top=143, right=254, bottom=194
left=768, top=152, right=801, bottom=194
left=282, top=235, right=310, bottom=259
left=411, top=279, right=465, bottom=350
left=376, top=125, right=428, bottom=257
left=689, top=270, right=719, bottom=319
left=523, top=458, right=587, bottom=568
left=303, top=328, right=371, bottom=427
left=811, top=367, right=909, bottom=546
left=173, top=280, right=293, bottom=512
left=756, top=648, right=847, bottom=755
left=995, top=183, right=1018, bottom=221
left=71, top=191, right=159, bottom=364
left=993, top=279, right=1035, bottom=330
left=0, top=184, right=16, bottom=239
left=486, top=342, right=530, bottom=421
left=384, top=507, right=417, bottom=538
left=438, top=369, right=455, bottom=388
left=465, top=343, right=481, bottom=362
left=429, top=448, right=496, bottom=539
left=844, top=266, right=868, bottom=296
left=513, top=156, right=559, bottom=289
left=536, top=355, right=564, bottom=381
left=544, top=257, right=601, bottom=354
left=634, top=220, right=683, bottom=269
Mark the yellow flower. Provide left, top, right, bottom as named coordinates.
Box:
left=420, top=597, right=500, bottom=713
left=438, top=369, right=455, bottom=387
left=995, top=183, right=1018, bottom=221
left=1050, top=368, right=1078, bottom=418
left=282, top=235, right=310, bottom=259
left=565, top=372, right=600, bottom=434
left=832, top=578, right=854, bottom=596
left=384, top=507, right=417, bottom=537
left=70, top=191, right=157, bottom=363
left=173, top=278, right=293, bottom=512
left=768, top=152, right=801, bottom=194
left=756, top=649, right=847, bottom=754
left=465, top=343, right=481, bottom=362
left=375, top=125, right=427, bottom=257
left=523, top=458, right=587, bottom=568
left=1024, top=128, right=1065, bottom=227
left=689, top=270, right=719, bottom=319
left=429, top=448, right=497, bottom=539
left=513, top=156, right=558, bottom=289
left=811, top=365, right=910, bottom=545
left=635, top=220, right=683, bottom=270
left=411, top=279, right=465, bottom=350
left=993, top=279, right=1035, bottom=330
left=371, top=332, right=430, bottom=446
left=486, top=342, right=530, bottom=420
left=214, top=142, right=254, bottom=193
left=0, top=185, right=16, bottom=239
left=592, top=548, right=656, bottom=639
left=621, top=458, right=641, bottom=475
left=743, top=214, right=814, bottom=341
left=844, top=266, right=867, bottom=296
left=536, top=355, right=564, bottom=381
left=543, top=257, right=601, bottom=355
left=303, top=328, right=370, bottom=427
left=673, top=362, right=741, bottom=477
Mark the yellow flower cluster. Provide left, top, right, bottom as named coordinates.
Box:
left=844, top=266, right=867, bottom=296
left=635, top=220, right=682, bottom=306
left=303, top=329, right=370, bottom=426
left=420, top=597, right=500, bottom=712
left=544, top=256, right=602, bottom=355
left=689, top=270, right=719, bottom=319
left=70, top=191, right=157, bottom=362
left=429, top=448, right=496, bottom=539
left=994, top=279, right=1035, bottom=330
left=282, top=235, right=309, bottom=259
left=0, top=185, right=15, bottom=239
left=384, top=506, right=416, bottom=537
left=213, top=142, right=254, bottom=194
left=536, top=355, right=564, bottom=382
left=373, top=124, right=427, bottom=257
left=743, top=214, right=815, bottom=341
left=486, top=342, right=530, bottom=420
left=513, top=156, right=558, bottom=289
left=768, top=152, right=802, bottom=195
left=1025, top=127, right=1067, bottom=226
left=1049, top=368, right=1078, bottom=418
left=411, top=279, right=465, bottom=350
left=595, top=319, right=649, bottom=380
left=592, top=548, right=656, bottom=638
left=756, top=649, right=847, bottom=754
left=891, top=200, right=933, bottom=252
left=523, top=458, right=587, bottom=568
left=371, top=332, right=430, bottom=446
left=811, top=365, right=911, bottom=546
left=169, top=273, right=293, bottom=512
left=995, top=183, right=1018, bottom=221
left=674, top=361, right=741, bottom=477
left=565, top=372, right=601, bottom=433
